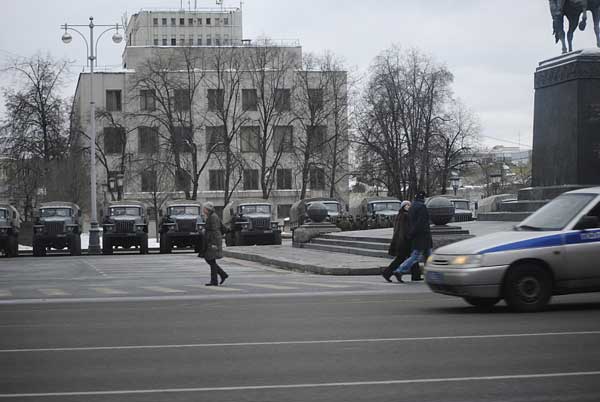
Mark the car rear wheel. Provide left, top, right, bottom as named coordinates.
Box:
left=140, top=234, right=149, bottom=255
left=159, top=234, right=170, bottom=254
left=504, top=264, right=552, bottom=313
left=463, top=297, right=501, bottom=309
left=70, top=235, right=81, bottom=256
left=8, top=236, right=19, bottom=257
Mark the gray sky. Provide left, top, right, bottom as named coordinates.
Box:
left=2, top=0, right=599, bottom=149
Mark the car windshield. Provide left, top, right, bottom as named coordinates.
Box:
left=240, top=205, right=271, bottom=214
left=169, top=206, right=200, bottom=216
left=453, top=201, right=469, bottom=210
left=323, top=202, right=340, bottom=213
left=110, top=207, right=141, bottom=217
left=0, top=209, right=7, bottom=219
left=371, top=202, right=401, bottom=212
left=516, top=194, right=596, bottom=231
left=40, top=208, right=72, bottom=218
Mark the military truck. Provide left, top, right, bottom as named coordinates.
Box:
left=435, top=195, right=474, bottom=222
left=102, top=201, right=148, bottom=255
left=32, top=202, right=82, bottom=256
left=223, top=199, right=282, bottom=246
left=159, top=200, right=204, bottom=253
left=0, top=203, right=19, bottom=257
left=353, top=196, right=402, bottom=229
left=289, top=197, right=344, bottom=232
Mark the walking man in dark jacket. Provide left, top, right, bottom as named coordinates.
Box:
left=393, top=191, right=432, bottom=281
left=201, top=202, right=229, bottom=286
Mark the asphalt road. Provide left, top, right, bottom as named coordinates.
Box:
left=1, top=255, right=600, bottom=401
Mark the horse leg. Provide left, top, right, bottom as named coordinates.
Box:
left=567, top=15, right=579, bottom=52
left=559, top=31, right=568, bottom=53
left=594, top=8, right=600, bottom=47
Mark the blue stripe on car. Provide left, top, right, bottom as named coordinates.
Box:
left=479, top=229, right=600, bottom=254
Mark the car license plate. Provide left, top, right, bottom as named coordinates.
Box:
left=426, top=271, right=444, bottom=284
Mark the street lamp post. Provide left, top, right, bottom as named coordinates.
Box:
left=490, top=173, right=502, bottom=195
left=450, top=176, right=461, bottom=196
left=61, top=17, right=123, bottom=254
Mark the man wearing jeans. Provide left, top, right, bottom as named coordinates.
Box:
left=393, top=190, right=432, bottom=281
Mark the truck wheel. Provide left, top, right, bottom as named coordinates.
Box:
left=8, top=236, right=18, bottom=257
left=463, top=297, right=501, bottom=309
left=504, top=264, right=552, bottom=313
left=273, top=232, right=282, bottom=245
left=225, top=232, right=233, bottom=247
left=159, top=234, right=170, bottom=254
left=234, top=232, right=245, bottom=247
left=70, top=235, right=82, bottom=256
left=102, top=238, right=113, bottom=255
left=33, top=240, right=45, bottom=257
left=140, top=234, right=149, bottom=255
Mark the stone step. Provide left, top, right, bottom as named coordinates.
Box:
left=303, top=243, right=392, bottom=259
left=319, top=233, right=390, bottom=244
left=310, top=237, right=390, bottom=251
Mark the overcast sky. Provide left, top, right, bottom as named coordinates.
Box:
left=2, top=0, right=599, bottom=149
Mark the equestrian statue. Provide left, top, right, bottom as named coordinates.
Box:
left=550, top=0, right=600, bottom=53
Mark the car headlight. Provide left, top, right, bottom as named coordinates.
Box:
left=165, top=223, right=176, bottom=232
left=271, top=222, right=279, bottom=230
left=34, top=226, right=44, bottom=234
left=241, top=223, right=249, bottom=230
left=136, top=224, right=146, bottom=232
left=0, top=227, right=7, bottom=234
left=449, top=255, right=483, bottom=267
left=103, top=224, right=114, bottom=233
left=196, top=223, right=204, bottom=232
left=66, top=225, right=76, bottom=233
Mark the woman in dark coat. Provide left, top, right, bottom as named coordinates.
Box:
left=382, top=201, right=411, bottom=283
left=201, top=202, right=228, bottom=286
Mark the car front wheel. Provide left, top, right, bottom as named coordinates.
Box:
left=504, top=264, right=552, bottom=313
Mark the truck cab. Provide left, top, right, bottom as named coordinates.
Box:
left=289, top=197, right=344, bottom=231
left=0, top=203, right=19, bottom=257
left=223, top=199, right=281, bottom=246
left=102, top=201, right=148, bottom=255
left=355, top=197, right=402, bottom=229
left=159, top=201, right=204, bottom=253
left=32, top=202, right=82, bottom=256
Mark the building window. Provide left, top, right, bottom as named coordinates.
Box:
left=197, top=36, right=202, bottom=46
left=277, top=169, right=292, bottom=189
left=242, top=89, right=258, bottom=111
left=209, top=169, right=225, bottom=191
left=243, top=169, right=259, bottom=190
left=188, top=18, right=194, bottom=25
left=162, top=36, right=168, bottom=46
left=207, top=88, right=224, bottom=111
left=240, top=126, right=260, bottom=153
left=179, top=18, right=185, bottom=25
left=162, top=18, right=167, bottom=26
left=173, top=126, right=193, bottom=153
left=138, top=126, right=159, bottom=154
left=224, top=17, right=229, bottom=25
left=140, top=89, right=155, bottom=111
left=171, top=37, right=177, bottom=46
left=206, top=35, right=212, bottom=46
left=206, top=18, right=211, bottom=25
left=106, top=90, right=122, bottom=112
left=175, top=169, right=191, bottom=192
left=206, top=126, right=226, bottom=152
left=215, top=18, right=221, bottom=26
left=179, top=35, right=185, bottom=46
left=189, top=36, right=194, bottom=46
left=310, top=167, right=326, bottom=190
left=277, top=204, right=292, bottom=219
left=198, top=18, right=202, bottom=25
left=215, top=35, right=221, bottom=46
left=273, top=126, right=293, bottom=153
left=307, top=126, right=326, bottom=153
left=141, top=170, right=156, bottom=192
left=153, top=18, right=159, bottom=26
left=153, top=38, right=159, bottom=46
left=103, top=127, right=125, bottom=155
left=308, top=89, right=324, bottom=111
left=171, top=18, right=176, bottom=26
left=224, top=34, right=230, bottom=45
left=174, top=89, right=191, bottom=111
left=274, top=89, right=291, bottom=112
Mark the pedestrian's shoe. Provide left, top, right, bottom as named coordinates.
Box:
left=411, top=275, right=423, bottom=281
left=205, top=283, right=218, bottom=286
left=220, top=274, right=229, bottom=285
left=381, top=267, right=393, bottom=283
left=394, top=273, right=405, bottom=283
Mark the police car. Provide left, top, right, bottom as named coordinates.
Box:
left=424, top=187, right=600, bottom=312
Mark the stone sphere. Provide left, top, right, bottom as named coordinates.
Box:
left=306, top=202, right=329, bottom=223
left=426, top=197, right=455, bottom=225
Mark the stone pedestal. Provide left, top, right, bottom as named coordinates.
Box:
left=293, top=223, right=341, bottom=247
left=533, top=49, right=600, bottom=187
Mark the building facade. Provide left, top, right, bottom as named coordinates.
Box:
left=73, top=7, right=349, bottom=222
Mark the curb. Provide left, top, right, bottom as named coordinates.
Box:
left=222, top=249, right=383, bottom=276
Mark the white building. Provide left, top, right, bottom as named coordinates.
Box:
left=73, top=6, right=349, bottom=222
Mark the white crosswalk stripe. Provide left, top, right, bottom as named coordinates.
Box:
left=0, top=289, right=13, bottom=297
left=284, top=281, right=353, bottom=289
left=244, top=283, right=299, bottom=290
left=37, top=289, right=70, bottom=297
left=91, top=288, right=128, bottom=295
left=185, top=284, right=243, bottom=292
left=141, top=286, right=186, bottom=294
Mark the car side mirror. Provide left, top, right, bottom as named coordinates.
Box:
left=575, top=216, right=599, bottom=230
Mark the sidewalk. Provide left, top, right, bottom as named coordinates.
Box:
left=223, top=244, right=388, bottom=275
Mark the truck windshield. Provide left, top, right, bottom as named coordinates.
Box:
left=41, top=208, right=72, bottom=218
left=323, top=203, right=340, bottom=213
left=516, top=194, right=596, bottom=231
left=169, top=206, right=200, bottom=215
left=371, top=202, right=401, bottom=212
left=240, top=205, right=271, bottom=214
left=110, top=207, right=141, bottom=217
left=0, top=209, right=7, bottom=219
left=453, top=201, right=469, bottom=210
